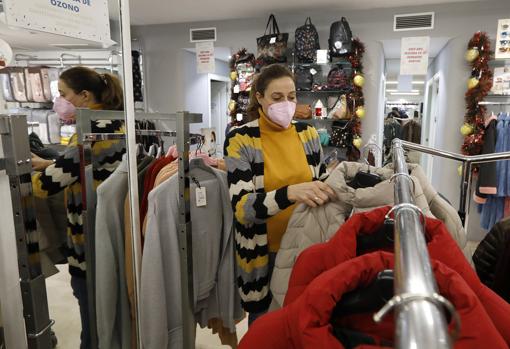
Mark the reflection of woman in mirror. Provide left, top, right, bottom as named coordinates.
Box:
left=30, top=67, right=125, bottom=349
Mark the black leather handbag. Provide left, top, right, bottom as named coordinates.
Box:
left=295, top=66, right=313, bottom=91
left=329, top=17, right=353, bottom=57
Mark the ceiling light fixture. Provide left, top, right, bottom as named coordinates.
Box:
left=390, top=92, right=420, bottom=96
left=386, top=80, right=425, bottom=85
left=386, top=89, right=420, bottom=93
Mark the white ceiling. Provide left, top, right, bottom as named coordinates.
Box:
left=129, top=0, right=480, bottom=25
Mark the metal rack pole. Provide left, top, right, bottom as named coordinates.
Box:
left=399, top=140, right=510, bottom=229
left=392, top=139, right=451, bottom=349
left=0, top=115, right=53, bottom=349
left=176, top=112, right=195, bottom=348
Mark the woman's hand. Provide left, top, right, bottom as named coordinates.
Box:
left=31, top=153, right=54, bottom=171
left=287, top=181, right=337, bottom=208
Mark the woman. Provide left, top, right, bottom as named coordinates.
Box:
left=224, top=64, right=336, bottom=325
left=31, top=67, right=125, bottom=349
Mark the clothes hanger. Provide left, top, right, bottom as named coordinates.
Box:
left=347, top=159, right=383, bottom=189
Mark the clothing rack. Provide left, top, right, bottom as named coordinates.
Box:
left=76, top=109, right=202, bottom=349
left=14, top=53, right=120, bottom=71
left=0, top=114, right=53, bottom=349
left=398, top=140, right=510, bottom=232
left=387, top=139, right=453, bottom=349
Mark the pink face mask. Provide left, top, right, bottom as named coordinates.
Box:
left=53, top=96, right=76, bottom=122
left=267, top=101, right=296, bottom=129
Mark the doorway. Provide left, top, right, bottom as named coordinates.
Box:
left=208, top=76, right=229, bottom=152
left=421, top=73, right=440, bottom=178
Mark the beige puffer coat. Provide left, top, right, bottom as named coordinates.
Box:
left=269, top=161, right=469, bottom=309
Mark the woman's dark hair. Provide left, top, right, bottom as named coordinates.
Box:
left=247, top=64, right=295, bottom=121
left=59, top=66, right=124, bottom=110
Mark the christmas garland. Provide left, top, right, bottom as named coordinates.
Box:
left=461, top=32, right=493, bottom=156
left=345, top=38, right=366, bottom=160
left=228, top=48, right=256, bottom=127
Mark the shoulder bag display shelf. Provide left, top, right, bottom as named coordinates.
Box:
left=76, top=109, right=202, bottom=349
left=0, top=114, right=53, bottom=349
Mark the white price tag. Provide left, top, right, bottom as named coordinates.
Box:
left=270, top=37, right=277, bottom=44
left=236, top=113, right=243, bottom=121
left=310, top=68, right=317, bottom=75
left=317, top=50, right=328, bottom=64
left=233, top=85, right=240, bottom=93
left=196, top=187, right=207, bottom=207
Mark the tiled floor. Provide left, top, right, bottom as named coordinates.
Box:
left=46, top=265, right=247, bottom=348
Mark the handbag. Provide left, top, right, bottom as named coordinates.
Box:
left=295, top=17, right=320, bottom=63
left=0, top=70, right=14, bottom=102
left=326, top=67, right=350, bottom=91
left=330, top=120, right=353, bottom=148
left=327, top=95, right=348, bottom=119
left=257, top=14, right=289, bottom=65
left=8, top=67, right=29, bottom=102
left=328, top=17, right=353, bottom=57
left=294, top=104, right=312, bottom=119
left=237, top=94, right=250, bottom=114
left=295, top=66, right=313, bottom=91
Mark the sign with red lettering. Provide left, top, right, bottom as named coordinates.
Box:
left=400, top=36, right=430, bottom=75
left=196, top=41, right=215, bottom=74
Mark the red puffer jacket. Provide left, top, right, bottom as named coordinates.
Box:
left=239, top=251, right=507, bottom=349
left=284, top=206, right=510, bottom=344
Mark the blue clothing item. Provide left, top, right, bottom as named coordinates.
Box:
left=480, top=196, right=507, bottom=231
left=496, top=113, right=507, bottom=197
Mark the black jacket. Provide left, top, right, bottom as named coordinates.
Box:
left=473, top=217, right=510, bottom=303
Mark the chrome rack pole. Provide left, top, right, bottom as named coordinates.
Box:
left=76, top=110, right=98, bottom=349
left=400, top=140, right=510, bottom=230
left=391, top=139, right=451, bottom=349
left=177, top=111, right=195, bottom=349
left=0, top=115, right=53, bottom=349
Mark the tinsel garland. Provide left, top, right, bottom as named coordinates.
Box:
left=345, top=38, right=366, bottom=160
left=461, top=32, right=493, bottom=156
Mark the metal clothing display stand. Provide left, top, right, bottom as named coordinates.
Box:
left=376, top=139, right=456, bottom=349
left=399, top=140, right=510, bottom=232
left=0, top=114, right=53, bottom=349
left=76, top=109, right=202, bottom=349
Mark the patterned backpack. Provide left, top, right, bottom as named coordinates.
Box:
left=295, top=17, right=320, bottom=63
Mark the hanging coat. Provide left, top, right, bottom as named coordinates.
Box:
left=284, top=206, right=510, bottom=345
left=239, top=251, right=508, bottom=349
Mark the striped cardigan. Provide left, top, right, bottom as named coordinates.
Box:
left=32, top=120, right=125, bottom=278
left=224, top=119, right=327, bottom=312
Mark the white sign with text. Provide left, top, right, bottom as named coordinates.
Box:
left=400, top=36, right=430, bottom=76
left=196, top=42, right=215, bottom=74
left=4, top=0, right=113, bottom=46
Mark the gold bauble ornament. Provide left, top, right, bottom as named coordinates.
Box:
left=460, top=123, right=474, bottom=136
left=355, top=106, right=366, bottom=119
left=458, top=165, right=464, bottom=177
left=465, top=48, right=480, bottom=63
left=228, top=100, right=236, bottom=112
left=353, top=137, right=363, bottom=149
left=468, top=77, right=479, bottom=89
left=353, top=74, right=365, bottom=88
left=230, top=71, right=238, bottom=81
